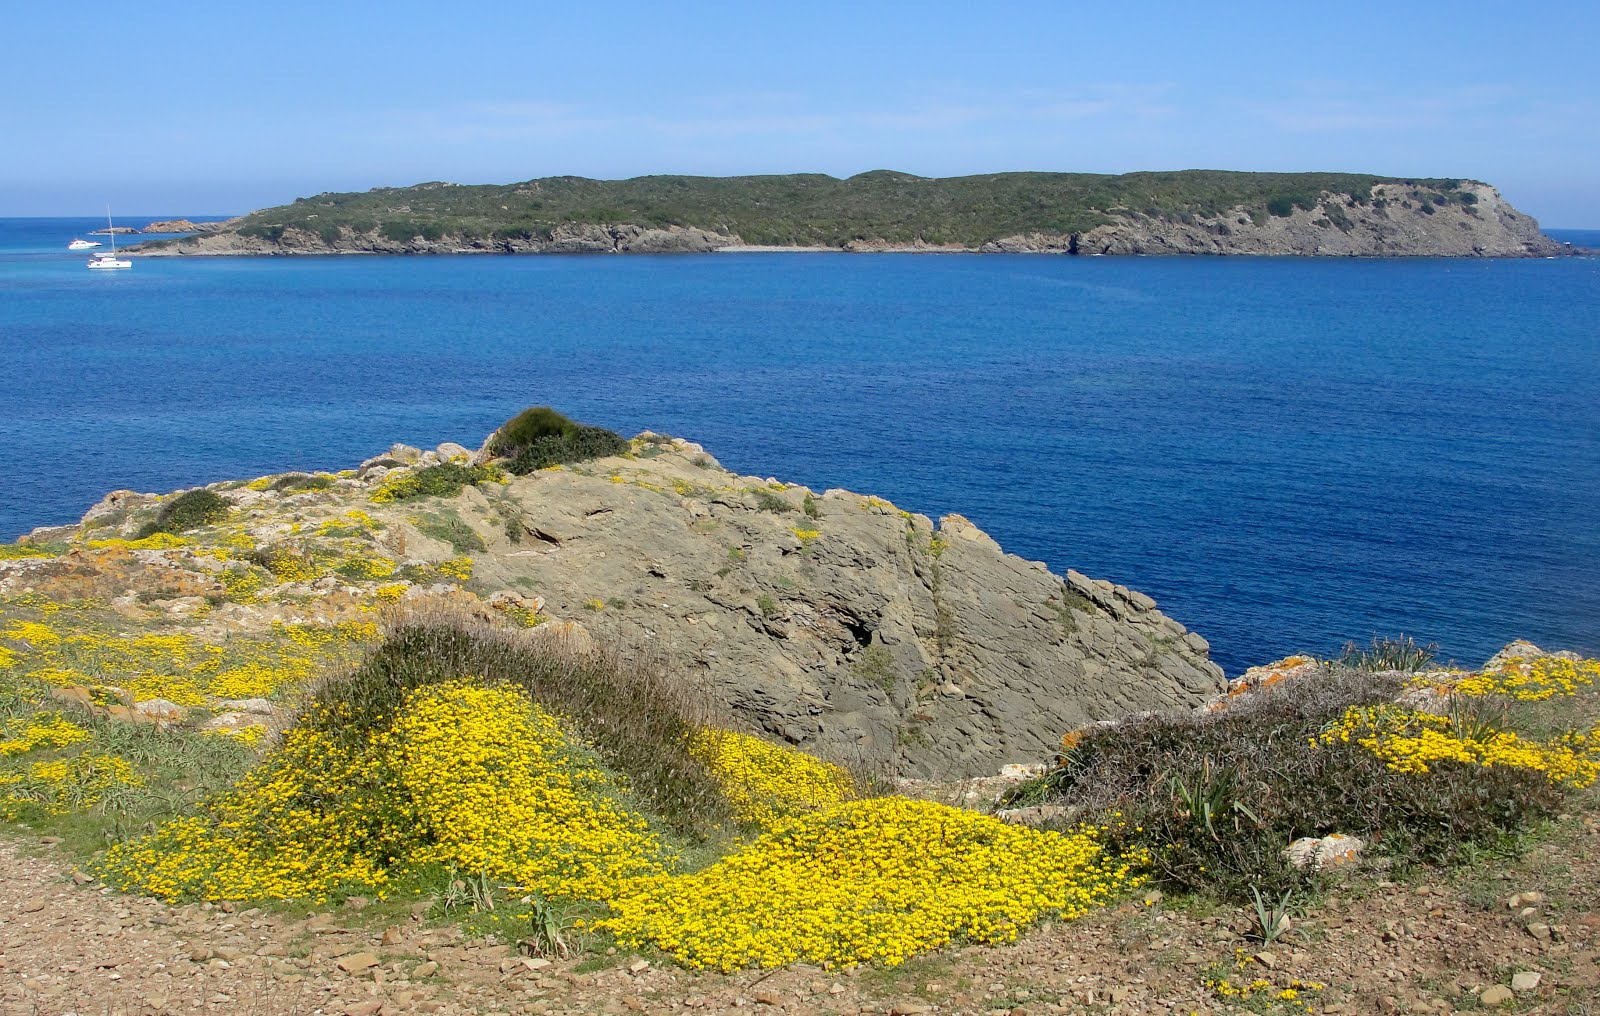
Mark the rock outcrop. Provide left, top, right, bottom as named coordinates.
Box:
left=141, top=219, right=230, bottom=234
left=981, top=183, right=1559, bottom=258
left=12, top=434, right=1225, bottom=777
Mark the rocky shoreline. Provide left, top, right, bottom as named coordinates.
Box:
left=131, top=181, right=1565, bottom=258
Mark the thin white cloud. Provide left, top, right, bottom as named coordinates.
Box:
left=356, top=84, right=1179, bottom=148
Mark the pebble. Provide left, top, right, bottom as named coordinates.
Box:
left=335, top=951, right=380, bottom=973
left=1510, top=971, right=1542, bottom=992
left=1479, top=984, right=1514, bottom=1006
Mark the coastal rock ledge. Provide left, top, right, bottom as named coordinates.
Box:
left=15, top=433, right=1224, bottom=776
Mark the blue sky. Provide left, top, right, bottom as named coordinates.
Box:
left=4, top=2, right=1597, bottom=224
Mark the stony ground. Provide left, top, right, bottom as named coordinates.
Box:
left=4, top=810, right=1596, bottom=1016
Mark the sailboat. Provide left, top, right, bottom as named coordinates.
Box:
left=87, top=207, right=131, bottom=270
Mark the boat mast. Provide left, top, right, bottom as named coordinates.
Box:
left=107, top=205, right=115, bottom=254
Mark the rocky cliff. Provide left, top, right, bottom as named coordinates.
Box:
left=980, top=182, right=1558, bottom=257
left=13, top=434, right=1224, bottom=776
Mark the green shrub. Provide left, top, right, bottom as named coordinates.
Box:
left=1266, top=196, right=1296, bottom=218
left=852, top=644, right=896, bottom=696
left=505, top=427, right=629, bottom=475
left=1008, top=665, right=1566, bottom=901
left=270, top=473, right=334, bottom=494
left=752, top=489, right=791, bottom=513
left=380, top=221, right=421, bottom=242
left=413, top=512, right=487, bottom=555
left=371, top=463, right=502, bottom=504
left=137, top=489, right=231, bottom=537
left=489, top=406, right=579, bottom=456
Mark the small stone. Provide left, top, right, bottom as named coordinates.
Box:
left=381, top=925, right=404, bottom=946
left=889, top=1005, right=932, bottom=1016
left=336, top=951, right=380, bottom=973
left=412, top=961, right=438, bottom=978
left=623, top=999, right=646, bottom=1013
left=344, top=1003, right=383, bottom=1016
left=628, top=959, right=651, bottom=974
left=754, top=991, right=783, bottom=1005
left=1527, top=922, right=1552, bottom=941
left=1480, top=985, right=1514, bottom=1006
left=1253, top=951, right=1278, bottom=969
left=20, top=899, right=46, bottom=914
left=828, top=983, right=846, bottom=995
left=1510, top=971, right=1542, bottom=992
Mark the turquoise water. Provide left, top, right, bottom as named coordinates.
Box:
left=2, top=217, right=1597, bottom=673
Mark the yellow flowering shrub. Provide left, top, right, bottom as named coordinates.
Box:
left=0, top=714, right=91, bottom=756
left=373, top=582, right=409, bottom=604
left=85, top=533, right=192, bottom=551
left=334, top=554, right=398, bottom=579
left=1316, top=705, right=1600, bottom=787
left=387, top=681, right=669, bottom=902
left=95, top=725, right=388, bottom=901
left=1448, top=655, right=1599, bottom=700
left=96, top=680, right=670, bottom=904
left=435, top=557, right=473, bottom=582
left=600, top=799, right=1141, bottom=970
left=688, top=729, right=852, bottom=826
left=0, top=543, right=57, bottom=560
left=2, top=754, right=142, bottom=818
left=125, top=673, right=207, bottom=706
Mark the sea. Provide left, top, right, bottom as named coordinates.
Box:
left=2, top=217, right=1597, bottom=675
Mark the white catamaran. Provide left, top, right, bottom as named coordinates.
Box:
left=87, top=208, right=131, bottom=270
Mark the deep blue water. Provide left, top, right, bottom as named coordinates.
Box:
left=2, top=217, right=1597, bottom=675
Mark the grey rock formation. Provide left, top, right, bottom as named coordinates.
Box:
left=445, top=442, right=1225, bottom=776
left=981, top=183, right=1560, bottom=258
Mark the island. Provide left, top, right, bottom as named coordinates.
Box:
left=128, top=169, right=1565, bottom=258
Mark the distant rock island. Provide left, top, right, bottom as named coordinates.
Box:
left=140, top=218, right=230, bottom=234
left=129, top=169, right=1564, bottom=258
